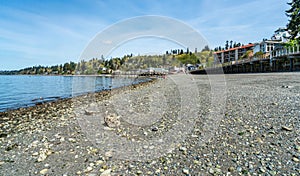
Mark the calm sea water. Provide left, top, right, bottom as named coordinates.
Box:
left=0, top=75, right=148, bottom=112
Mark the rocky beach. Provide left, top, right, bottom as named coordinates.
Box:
left=0, top=73, right=299, bottom=175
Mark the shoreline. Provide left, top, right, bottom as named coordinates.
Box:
left=0, top=78, right=156, bottom=115
left=0, top=75, right=153, bottom=113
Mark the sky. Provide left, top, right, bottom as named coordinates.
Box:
left=0, top=0, right=290, bottom=70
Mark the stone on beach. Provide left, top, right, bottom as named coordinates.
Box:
left=39, top=168, right=48, bottom=175
left=281, top=126, right=293, bottom=131
left=100, top=169, right=112, bottom=176
left=104, top=113, right=120, bottom=128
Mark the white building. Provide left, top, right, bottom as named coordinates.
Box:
left=271, top=28, right=290, bottom=42
left=253, top=28, right=290, bottom=56
left=253, top=40, right=282, bottom=54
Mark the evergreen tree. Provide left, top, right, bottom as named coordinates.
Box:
left=202, top=45, right=210, bottom=52
left=230, top=40, right=233, bottom=48
left=180, top=49, right=184, bottom=54
left=286, top=0, right=300, bottom=40
left=225, top=40, right=229, bottom=50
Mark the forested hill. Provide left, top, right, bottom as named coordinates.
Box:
left=0, top=50, right=214, bottom=75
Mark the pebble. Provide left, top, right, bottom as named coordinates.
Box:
left=37, top=153, right=47, bottom=162
left=68, top=138, right=76, bottom=143
left=281, top=126, right=293, bottom=131
left=292, top=157, right=299, bottom=162
left=105, top=151, right=113, bottom=158
left=39, top=168, right=48, bottom=175
left=84, top=110, right=93, bottom=115
left=179, top=147, right=187, bottom=152
left=32, top=152, right=39, bottom=156
left=103, top=126, right=113, bottom=131
left=76, top=171, right=82, bottom=175
left=260, top=167, right=266, bottom=173
left=182, top=168, right=189, bottom=174
left=149, top=145, right=155, bottom=150
left=151, top=126, right=158, bottom=131
left=193, top=160, right=199, bottom=164
left=228, top=167, right=234, bottom=172
left=84, top=166, right=93, bottom=173
left=96, top=160, right=104, bottom=165
left=215, top=168, right=221, bottom=173
left=209, top=168, right=214, bottom=174
left=100, top=169, right=111, bottom=176
left=256, top=137, right=263, bottom=143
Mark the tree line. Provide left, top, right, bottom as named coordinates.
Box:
left=0, top=62, right=77, bottom=75
left=214, top=41, right=245, bottom=51
left=0, top=47, right=215, bottom=75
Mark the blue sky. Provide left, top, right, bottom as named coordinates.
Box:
left=0, top=0, right=290, bottom=70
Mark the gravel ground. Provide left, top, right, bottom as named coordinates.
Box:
left=0, top=73, right=299, bottom=175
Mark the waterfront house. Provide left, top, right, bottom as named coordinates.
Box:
left=214, top=44, right=254, bottom=64
left=198, top=28, right=299, bottom=73
left=253, top=40, right=282, bottom=59
left=253, top=28, right=290, bottom=59
left=271, top=27, right=290, bottom=42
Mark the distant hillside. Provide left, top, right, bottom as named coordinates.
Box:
left=0, top=50, right=214, bottom=75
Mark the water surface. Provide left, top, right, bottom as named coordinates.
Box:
left=0, top=75, right=147, bottom=112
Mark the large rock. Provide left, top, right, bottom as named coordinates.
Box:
left=104, top=114, right=120, bottom=128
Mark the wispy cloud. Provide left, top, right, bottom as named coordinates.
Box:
left=0, top=3, right=108, bottom=70
left=187, top=0, right=289, bottom=46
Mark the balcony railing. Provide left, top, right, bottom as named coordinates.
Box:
left=271, top=45, right=300, bottom=58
